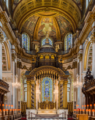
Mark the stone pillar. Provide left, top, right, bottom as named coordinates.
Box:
left=34, top=82, right=36, bottom=109
left=58, top=81, right=60, bottom=109
left=11, top=47, right=16, bottom=109
left=27, top=81, right=31, bottom=109
left=36, top=80, right=39, bottom=110
left=79, top=60, right=82, bottom=109
left=63, top=81, right=68, bottom=109
left=17, top=59, right=21, bottom=109
left=92, top=22, right=95, bottom=78
left=0, top=31, right=3, bottom=79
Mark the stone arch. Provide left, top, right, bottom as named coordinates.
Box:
left=0, top=28, right=11, bottom=71
left=83, top=40, right=92, bottom=71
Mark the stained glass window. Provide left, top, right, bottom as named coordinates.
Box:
left=42, top=38, right=53, bottom=46
left=42, top=77, right=53, bottom=102
left=22, top=33, right=30, bottom=51
left=64, top=33, right=72, bottom=51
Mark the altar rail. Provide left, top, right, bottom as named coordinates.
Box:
left=27, top=112, right=67, bottom=120
left=26, top=109, right=68, bottom=120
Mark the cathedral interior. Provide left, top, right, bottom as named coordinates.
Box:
left=0, top=0, right=95, bottom=120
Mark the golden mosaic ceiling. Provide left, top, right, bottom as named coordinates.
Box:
left=13, top=0, right=81, bottom=39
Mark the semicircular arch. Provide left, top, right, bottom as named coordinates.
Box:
left=83, top=40, right=92, bottom=71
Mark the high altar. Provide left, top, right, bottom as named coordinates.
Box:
left=26, top=66, right=69, bottom=115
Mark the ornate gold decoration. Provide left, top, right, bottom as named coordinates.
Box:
left=84, top=41, right=92, bottom=71
left=38, top=101, right=55, bottom=109
left=34, top=17, right=42, bottom=40
left=27, top=81, right=31, bottom=109
left=3, top=42, right=11, bottom=70
left=1, top=6, right=95, bottom=65
left=13, top=0, right=81, bottom=29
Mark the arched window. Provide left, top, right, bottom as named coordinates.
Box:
left=22, top=33, right=30, bottom=51
left=42, top=77, right=53, bottom=102
left=64, top=33, right=72, bottom=51
left=42, top=38, right=53, bottom=46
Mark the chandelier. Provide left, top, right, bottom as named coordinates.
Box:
left=12, top=76, right=21, bottom=88
left=73, top=74, right=82, bottom=88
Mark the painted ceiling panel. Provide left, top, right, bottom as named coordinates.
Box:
left=21, top=15, right=38, bottom=36
left=38, top=18, right=56, bottom=39
left=56, top=15, right=73, bottom=36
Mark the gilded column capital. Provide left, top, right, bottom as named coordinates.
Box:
left=27, top=80, right=31, bottom=85
left=63, top=80, right=68, bottom=85
left=31, top=80, right=35, bottom=85
left=59, top=80, right=64, bottom=85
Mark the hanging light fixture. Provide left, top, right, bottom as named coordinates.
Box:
left=73, top=74, right=82, bottom=88
left=12, top=75, right=21, bottom=88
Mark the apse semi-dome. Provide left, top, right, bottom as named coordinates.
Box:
left=13, top=0, right=81, bottom=40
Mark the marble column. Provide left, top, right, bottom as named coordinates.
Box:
left=27, top=81, right=31, bottom=109
left=17, top=61, right=21, bottom=109
left=92, top=22, right=95, bottom=78
left=58, top=81, right=60, bottom=109
left=77, top=60, right=82, bottom=109
left=0, top=31, right=3, bottom=80
left=12, top=59, right=16, bottom=109
left=55, top=80, right=58, bottom=110
left=36, top=80, right=39, bottom=110
left=63, top=81, right=68, bottom=109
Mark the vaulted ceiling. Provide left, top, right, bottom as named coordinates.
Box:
left=13, top=0, right=82, bottom=40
